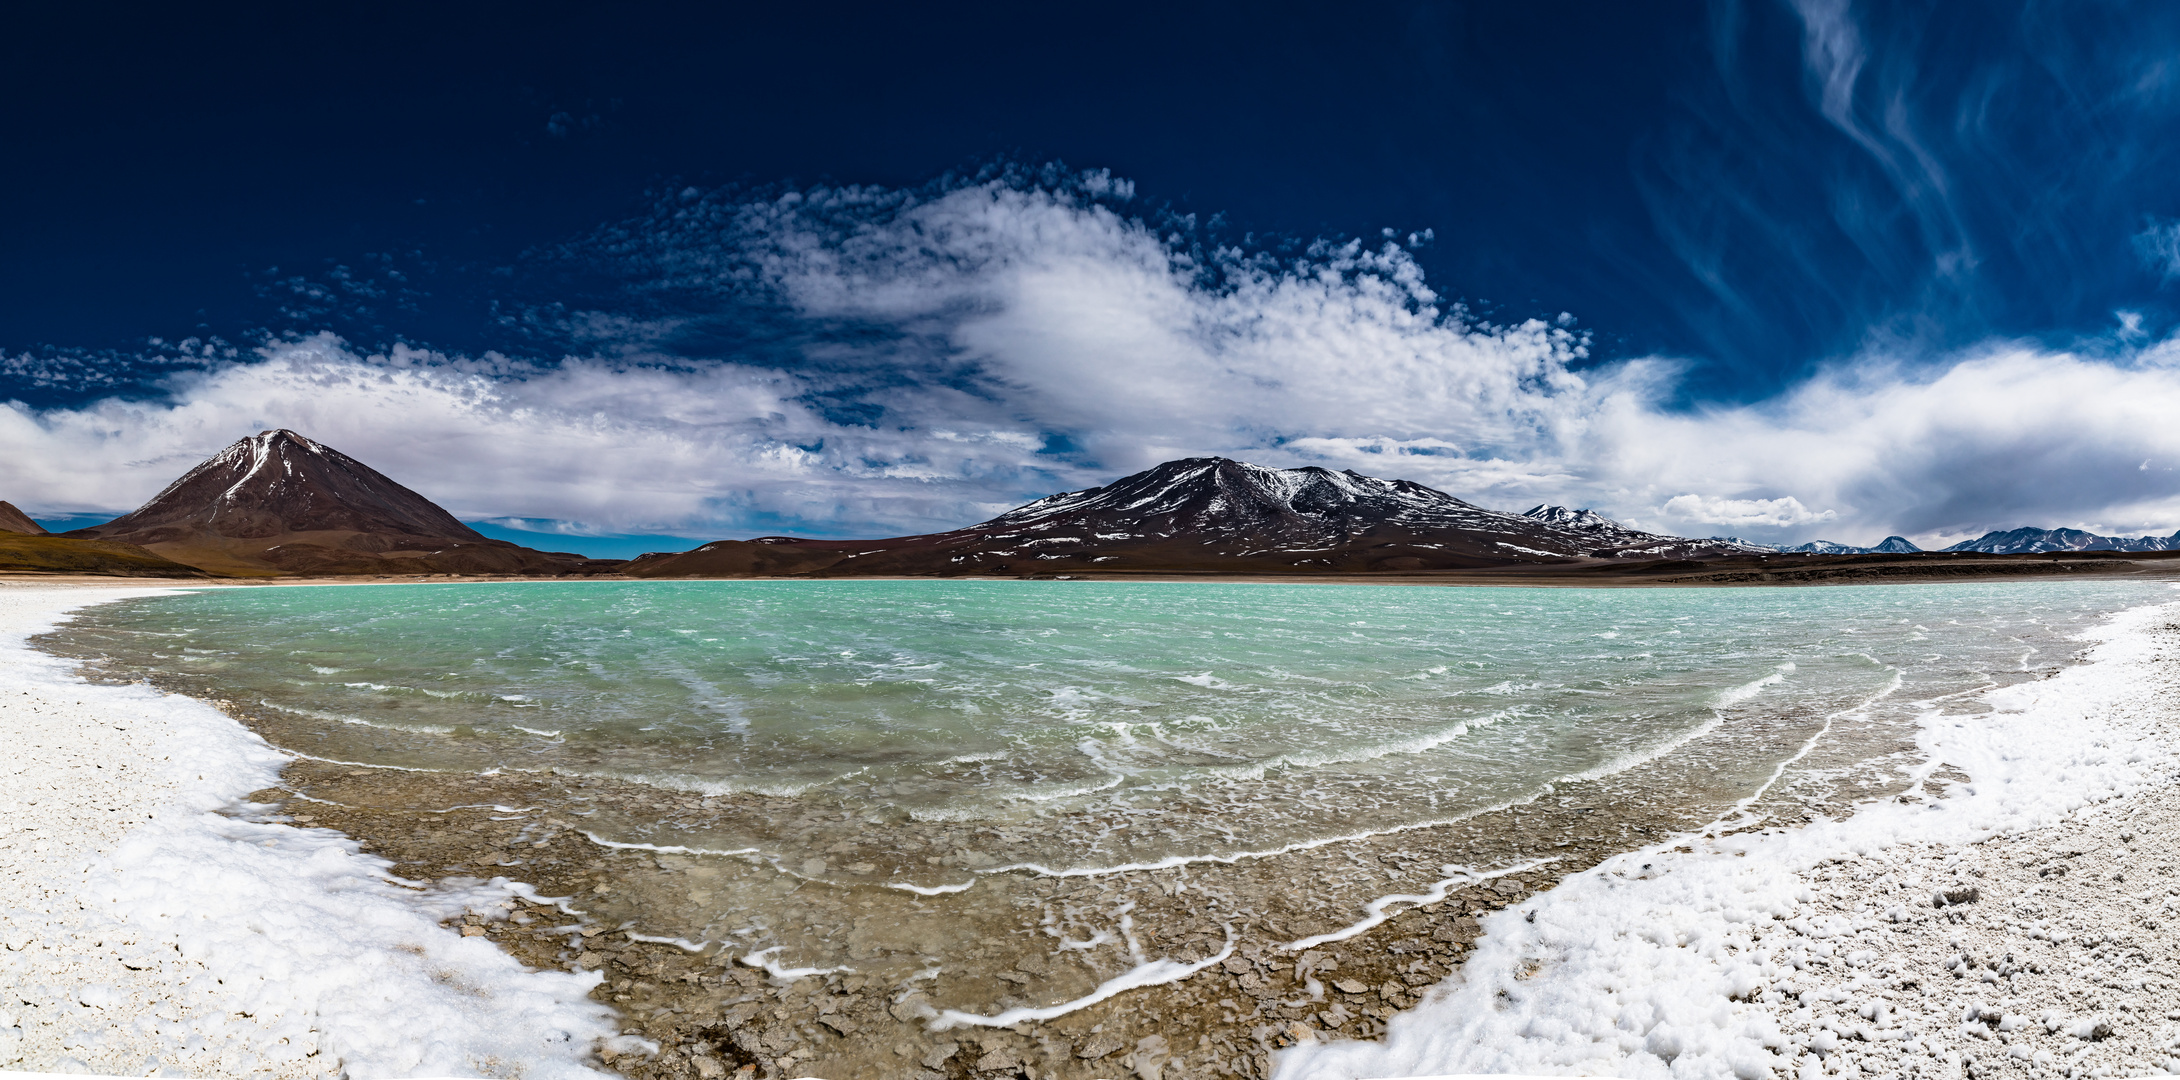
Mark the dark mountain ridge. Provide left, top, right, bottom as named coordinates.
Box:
left=1941, top=526, right=2180, bottom=555
left=625, top=457, right=1770, bottom=578
left=68, top=430, right=622, bottom=577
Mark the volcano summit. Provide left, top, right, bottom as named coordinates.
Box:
left=67, top=430, right=620, bottom=577
left=624, top=457, right=1767, bottom=578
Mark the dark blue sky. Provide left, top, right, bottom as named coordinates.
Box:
left=8, top=1, right=2180, bottom=552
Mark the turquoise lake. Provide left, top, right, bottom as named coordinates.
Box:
left=44, top=578, right=2165, bottom=877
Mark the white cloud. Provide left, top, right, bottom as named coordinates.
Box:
left=0, top=335, right=1069, bottom=537
left=1582, top=345, right=2180, bottom=543
left=1661, top=494, right=1836, bottom=529
left=6, top=174, right=2180, bottom=548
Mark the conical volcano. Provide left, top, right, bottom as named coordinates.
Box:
left=86, top=430, right=481, bottom=545
left=71, top=430, right=620, bottom=577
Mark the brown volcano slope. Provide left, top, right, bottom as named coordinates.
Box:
left=0, top=501, right=48, bottom=535
left=66, top=430, right=623, bottom=577
left=0, top=534, right=212, bottom=577
left=624, top=457, right=1771, bottom=578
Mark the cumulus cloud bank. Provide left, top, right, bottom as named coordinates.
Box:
left=5, top=171, right=2180, bottom=547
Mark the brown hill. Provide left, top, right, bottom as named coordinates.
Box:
left=66, top=430, right=623, bottom=577
left=0, top=500, right=48, bottom=535
left=624, top=457, right=1769, bottom=579
left=0, top=533, right=211, bottom=577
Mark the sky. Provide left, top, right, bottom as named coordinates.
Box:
left=6, top=0, right=2180, bottom=556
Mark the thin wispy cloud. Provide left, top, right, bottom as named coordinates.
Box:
left=2137, top=219, right=2180, bottom=282
left=1628, top=0, right=2180, bottom=384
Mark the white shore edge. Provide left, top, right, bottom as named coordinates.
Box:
left=1279, top=590, right=2180, bottom=1080
left=0, top=582, right=633, bottom=1079
left=7, top=579, right=2178, bottom=1080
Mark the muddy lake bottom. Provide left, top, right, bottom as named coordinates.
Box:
left=202, top=695, right=1939, bottom=1080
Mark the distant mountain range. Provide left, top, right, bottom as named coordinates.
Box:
left=1784, top=536, right=1923, bottom=555
left=1775, top=525, right=2180, bottom=556
left=623, top=457, right=1771, bottom=578
left=6, top=431, right=2179, bottom=579
left=1940, top=526, right=2180, bottom=554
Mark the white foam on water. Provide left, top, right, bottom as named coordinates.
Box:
left=965, top=688, right=1816, bottom=887
left=982, top=790, right=1572, bottom=884
left=737, top=946, right=853, bottom=980
left=1155, top=707, right=1527, bottom=789
left=1, top=585, right=623, bottom=1079
left=1713, top=662, right=1793, bottom=709
left=259, top=696, right=458, bottom=734
left=282, top=750, right=447, bottom=773
left=424, top=803, right=536, bottom=815
left=576, top=831, right=759, bottom=858
left=989, top=770, right=1128, bottom=805
left=1274, top=598, right=2178, bottom=1080
left=1700, top=667, right=1903, bottom=838
left=579, top=766, right=838, bottom=799
left=1549, top=664, right=1812, bottom=793
left=929, top=921, right=1238, bottom=1030
left=1284, top=858, right=1561, bottom=952
left=625, top=932, right=711, bottom=952
left=885, top=879, right=980, bottom=895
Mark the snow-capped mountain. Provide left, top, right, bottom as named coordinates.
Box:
left=1516, top=504, right=1776, bottom=555
left=627, top=458, right=1777, bottom=577
left=964, top=460, right=1770, bottom=560
left=1942, top=526, right=2180, bottom=554
left=1519, top=505, right=1622, bottom=531
left=1784, top=536, right=1921, bottom=555
left=70, top=430, right=617, bottom=576
left=84, top=429, right=485, bottom=545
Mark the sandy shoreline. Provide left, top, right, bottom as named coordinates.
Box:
left=6, top=579, right=2178, bottom=1080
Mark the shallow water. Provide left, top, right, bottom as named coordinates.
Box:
left=37, top=578, right=2168, bottom=1038
left=49, top=579, right=2159, bottom=874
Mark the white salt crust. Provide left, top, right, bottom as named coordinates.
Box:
left=0, top=582, right=623, bottom=1079
left=1279, top=593, right=2180, bottom=1080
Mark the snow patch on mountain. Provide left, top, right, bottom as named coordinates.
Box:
left=1943, top=526, right=2180, bottom=554
left=979, top=460, right=1773, bottom=562
left=1782, top=535, right=1921, bottom=555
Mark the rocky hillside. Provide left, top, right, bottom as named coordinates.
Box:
left=0, top=501, right=48, bottom=535
left=1942, top=526, right=2180, bottom=554
left=626, top=457, right=1771, bottom=578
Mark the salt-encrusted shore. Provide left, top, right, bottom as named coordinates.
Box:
left=0, top=581, right=625, bottom=1078
left=1280, top=595, right=2180, bottom=1080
